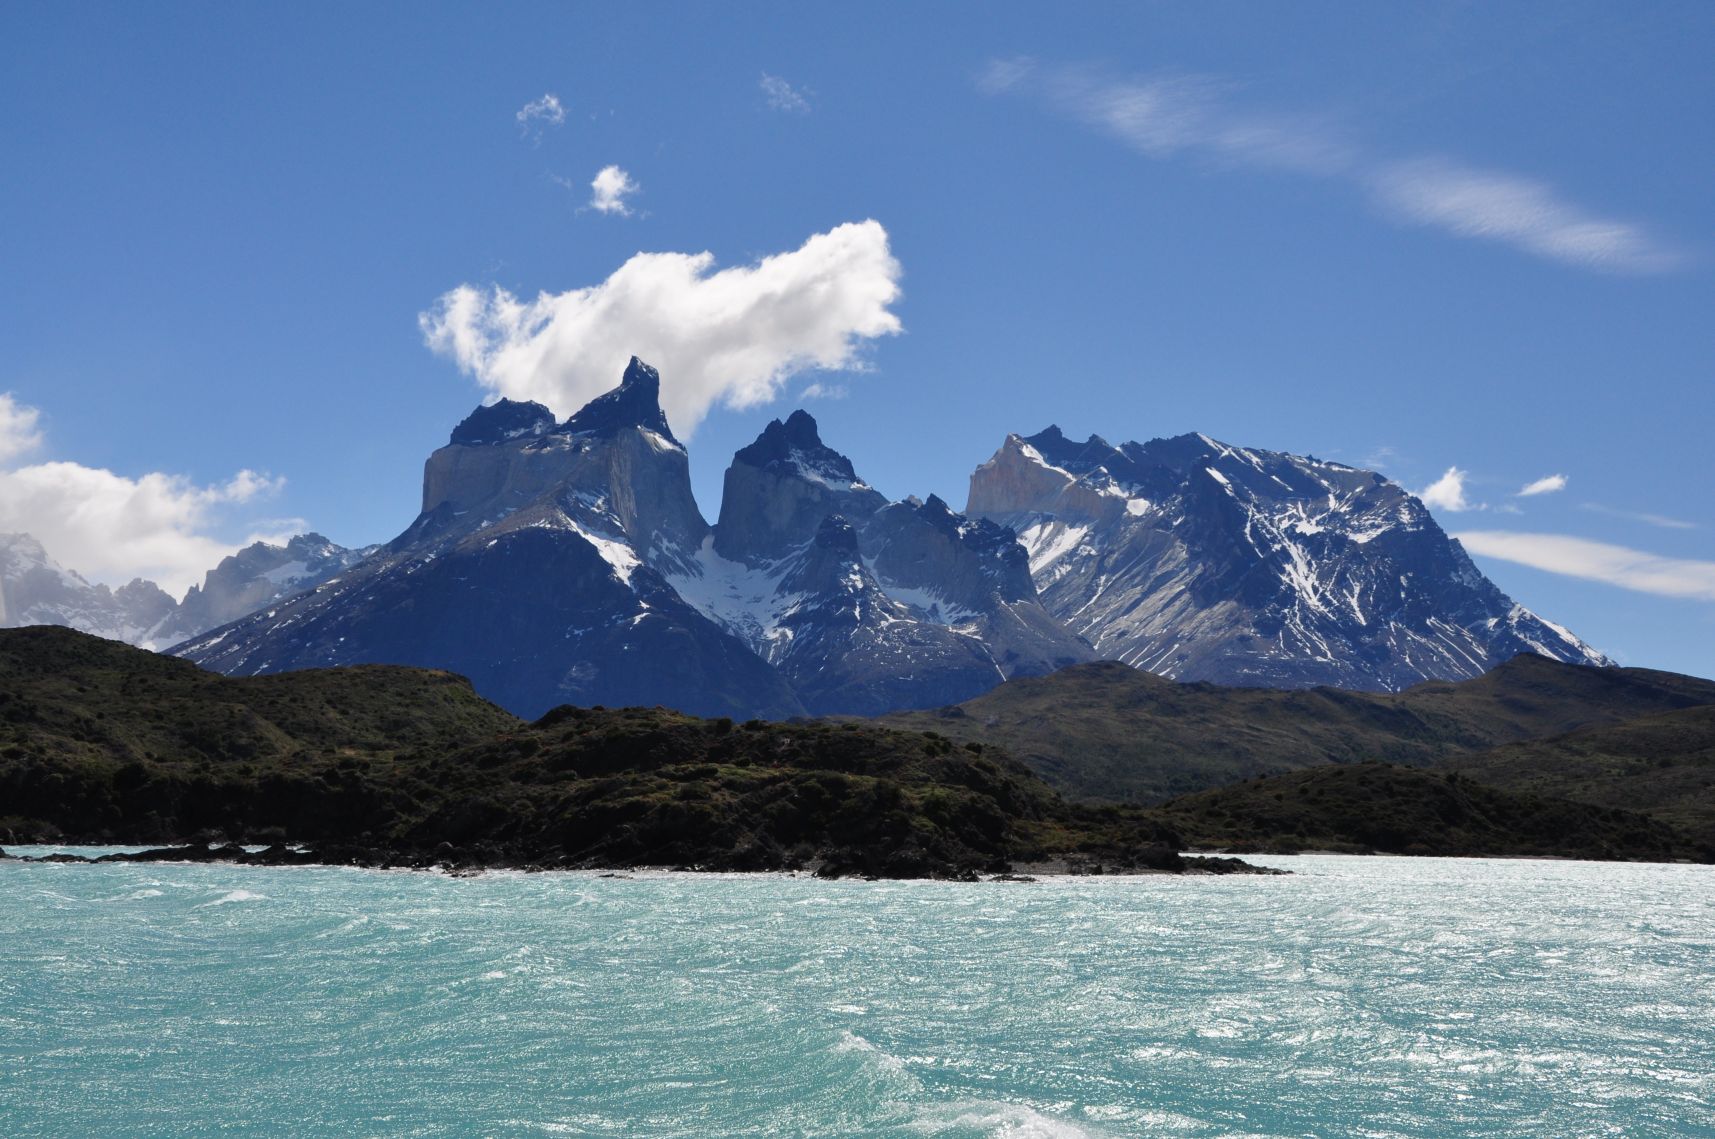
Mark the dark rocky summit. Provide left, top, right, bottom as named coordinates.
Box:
left=558, top=356, right=680, bottom=445
left=448, top=398, right=556, bottom=446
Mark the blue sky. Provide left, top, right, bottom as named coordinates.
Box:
left=2, top=2, right=1712, bottom=677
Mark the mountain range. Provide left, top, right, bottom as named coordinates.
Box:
left=0, top=531, right=372, bottom=650
left=12, top=357, right=1609, bottom=719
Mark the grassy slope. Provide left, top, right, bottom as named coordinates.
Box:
left=1158, top=763, right=1706, bottom=862
left=1440, top=705, right=1715, bottom=847
left=879, top=656, right=1715, bottom=804
left=0, top=628, right=1191, bottom=876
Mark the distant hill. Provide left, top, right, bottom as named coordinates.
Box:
left=879, top=654, right=1715, bottom=803
left=1156, top=763, right=1706, bottom=862
left=1441, top=705, right=1715, bottom=847
left=0, top=627, right=1202, bottom=877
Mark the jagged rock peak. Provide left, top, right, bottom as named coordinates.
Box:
left=917, top=494, right=965, bottom=537
left=733, top=409, right=860, bottom=483
left=814, top=514, right=861, bottom=554
left=1020, top=425, right=1122, bottom=474
left=559, top=356, right=680, bottom=446
left=449, top=399, right=556, bottom=446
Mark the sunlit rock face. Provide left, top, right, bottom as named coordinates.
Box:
left=967, top=426, right=1608, bottom=691
left=175, top=359, right=803, bottom=720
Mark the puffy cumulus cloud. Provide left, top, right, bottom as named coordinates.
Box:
left=1518, top=473, right=1568, bottom=497
left=589, top=165, right=639, bottom=215
left=1456, top=531, right=1715, bottom=602
left=0, top=395, right=289, bottom=595
left=420, top=220, right=903, bottom=436
left=0, top=393, right=44, bottom=462
left=1418, top=467, right=1480, bottom=513
left=0, top=462, right=286, bottom=596
left=760, top=73, right=811, bottom=114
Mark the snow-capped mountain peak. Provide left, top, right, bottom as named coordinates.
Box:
left=969, top=427, right=1607, bottom=691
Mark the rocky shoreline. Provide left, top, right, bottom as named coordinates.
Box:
left=0, top=841, right=1279, bottom=880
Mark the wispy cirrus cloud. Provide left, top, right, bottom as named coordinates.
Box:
left=1579, top=502, right=1698, bottom=531
left=1517, top=473, right=1568, bottom=497
left=1457, top=530, right=1715, bottom=602
left=979, top=58, right=1680, bottom=274
left=760, top=73, right=811, bottom=114
left=1371, top=159, right=1681, bottom=274
left=516, top=93, right=566, bottom=140
left=979, top=58, right=1351, bottom=175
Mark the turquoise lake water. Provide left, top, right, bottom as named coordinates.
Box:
left=3, top=852, right=1712, bottom=1137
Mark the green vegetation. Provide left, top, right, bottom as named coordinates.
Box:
left=5, top=628, right=1707, bottom=870
left=1158, top=763, right=1705, bottom=861
left=879, top=656, right=1715, bottom=804
left=0, top=628, right=1204, bottom=877
left=1441, top=706, right=1715, bottom=847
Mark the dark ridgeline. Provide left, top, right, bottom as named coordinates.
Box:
left=881, top=653, right=1715, bottom=805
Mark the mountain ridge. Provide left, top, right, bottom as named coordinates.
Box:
left=0, top=355, right=1600, bottom=721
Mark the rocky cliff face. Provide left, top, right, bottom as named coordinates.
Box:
left=967, top=426, right=1607, bottom=691
left=174, top=359, right=801, bottom=720
left=670, top=411, right=1093, bottom=714
left=153, top=533, right=374, bottom=647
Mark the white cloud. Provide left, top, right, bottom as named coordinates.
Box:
left=1579, top=502, right=1698, bottom=531
left=0, top=393, right=44, bottom=463
left=1419, top=467, right=1481, bottom=513
left=799, top=381, right=848, bottom=401
left=420, top=220, right=903, bottom=436
left=760, top=73, right=811, bottom=114
left=0, top=446, right=286, bottom=596
left=1518, top=473, right=1568, bottom=497
left=981, top=58, right=1679, bottom=273
left=588, top=165, right=639, bottom=216
left=1457, top=530, right=1715, bottom=602
left=516, top=93, right=566, bottom=138
left=1371, top=159, right=1680, bottom=274
left=994, top=59, right=1351, bottom=175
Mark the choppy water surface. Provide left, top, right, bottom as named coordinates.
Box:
left=3, top=853, right=1712, bottom=1137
